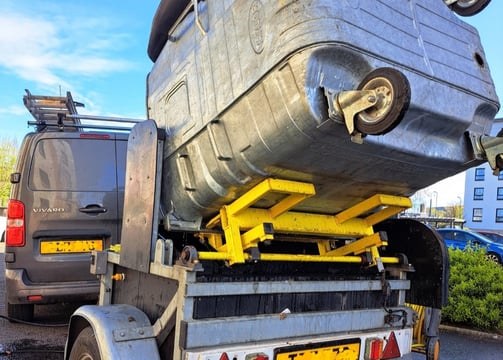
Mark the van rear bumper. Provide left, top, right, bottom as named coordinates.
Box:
left=5, top=268, right=99, bottom=305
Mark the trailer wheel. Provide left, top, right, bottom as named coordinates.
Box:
left=355, top=68, right=410, bottom=135
left=69, top=326, right=101, bottom=360
left=426, top=336, right=440, bottom=360
left=448, top=0, right=491, bottom=16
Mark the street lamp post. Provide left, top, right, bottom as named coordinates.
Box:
left=457, top=196, right=462, bottom=219
left=433, top=191, right=438, bottom=217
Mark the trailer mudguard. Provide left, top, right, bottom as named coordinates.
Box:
left=65, top=304, right=160, bottom=360
left=376, top=218, right=450, bottom=309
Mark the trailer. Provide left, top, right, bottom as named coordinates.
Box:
left=65, top=120, right=448, bottom=359
left=64, top=0, right=501, bottom=359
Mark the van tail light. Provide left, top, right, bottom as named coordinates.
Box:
left=6, top=199, right=25, bottom=247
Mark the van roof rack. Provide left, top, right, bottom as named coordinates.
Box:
left=23, top=89, right=143, bottom=132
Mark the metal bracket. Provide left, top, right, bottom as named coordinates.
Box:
left=325, top=88, right=378, bottom=144
left=469, top=133, right=503, bottom=175
left=154, top=238, right=174, bottom=266
left=90, top=250, right=108, bottom=275
left=176, top=245, right=203, bottom=270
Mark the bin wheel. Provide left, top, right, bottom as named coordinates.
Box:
left=448, top=0, right=491, bottom=16
left=426, top=336, right=440, bottom=360
left=69, top=326, right=101, bottom=360
left=355, top=67, right=410, bottom=135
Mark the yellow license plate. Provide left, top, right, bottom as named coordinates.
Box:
left=40, top=240, right=103, bottom=254
left=276, top=341, right=360, bottom=360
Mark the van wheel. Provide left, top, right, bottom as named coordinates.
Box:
left=7, top=302, right=34, bottom=322
left=448, top=0, right=491, bottom=16
left=69, top=326, right=101, bottom=360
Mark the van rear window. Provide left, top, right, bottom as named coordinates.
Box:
left=29, top=138, right=118, bottom=191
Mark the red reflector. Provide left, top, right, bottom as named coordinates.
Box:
left=245, top=353, right=269, bottom=360
left=382, top=332, right=401, bottom=359
left=27, top=295, right=43, bottom=302
left=368, top=338, right=383, bottom=360
left=80, top=133, right=111, bottom=139
left=6, top=200, right=25, bottom=247
left=219, top=353, right=230, bottom=360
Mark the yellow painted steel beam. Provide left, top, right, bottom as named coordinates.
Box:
left=259, top=253, right=363, bottom=263
left=206, top=179, right=316, bottom=229
left=196, top=251, right=402, bottom=264
left=369, top=245, right=382, bottom=268
left=226, top=178, right=315, bottom=217
left=197, top=251, right=235, bottom=261
left=241, top=223, right=274, bottom=250
left=324, top=233, right=386, bottom=257
left=334, top=194, right=412, bottom=225
left=220, top=206, right=246, bottom=265
left=230, top=208, right=375, bottom=237
left=379, top=256, right=400, bottom=264
left=199, top=232, right=225, bottom=251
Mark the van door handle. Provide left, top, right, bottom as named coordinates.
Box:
left=79, top=205, right=108, bottom=214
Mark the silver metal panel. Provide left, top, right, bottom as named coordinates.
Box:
left=120, top=120, right=163, bottom=272
left=182, top=306, right=415, bottom=349
left=185, top=279, right=410, bottom=297
left=147, top=0, right=500, bottom=229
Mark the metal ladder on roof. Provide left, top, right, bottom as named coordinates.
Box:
left=23, top=89, right=143, bottom=132
left=23, top=89, right=84, bottom=130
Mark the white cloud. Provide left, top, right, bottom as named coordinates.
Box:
left=0, top=10, right=133, bottom=89
left=0, top=104, right=27, bottom=116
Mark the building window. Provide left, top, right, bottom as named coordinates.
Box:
left=474, top=168, right=485, bottom=181
left=499, top=171, right=503, bottom=180
left=498, top=188, right=503, bottom=200
left=496, top=209, right=503, bottom=223
left=473, top=187, right=484, bottom=200
left=472, top=208, right=483, bottom=222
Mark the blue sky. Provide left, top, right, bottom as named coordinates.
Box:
left=0, top=0, right=158, bottom=143
left=0, top=1, right=501, bottom=146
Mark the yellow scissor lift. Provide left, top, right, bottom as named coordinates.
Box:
left=196, top=178, right=411, bottom=267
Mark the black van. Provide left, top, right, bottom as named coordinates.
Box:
left=4, top=91, right=130, bottom=321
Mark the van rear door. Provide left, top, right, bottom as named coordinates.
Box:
left=22, top=133, right=126, bottom=284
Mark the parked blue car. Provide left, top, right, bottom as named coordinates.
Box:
left=476, top=231, right=503, bottom=246
left=436, top=228, right=503, bottom=264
